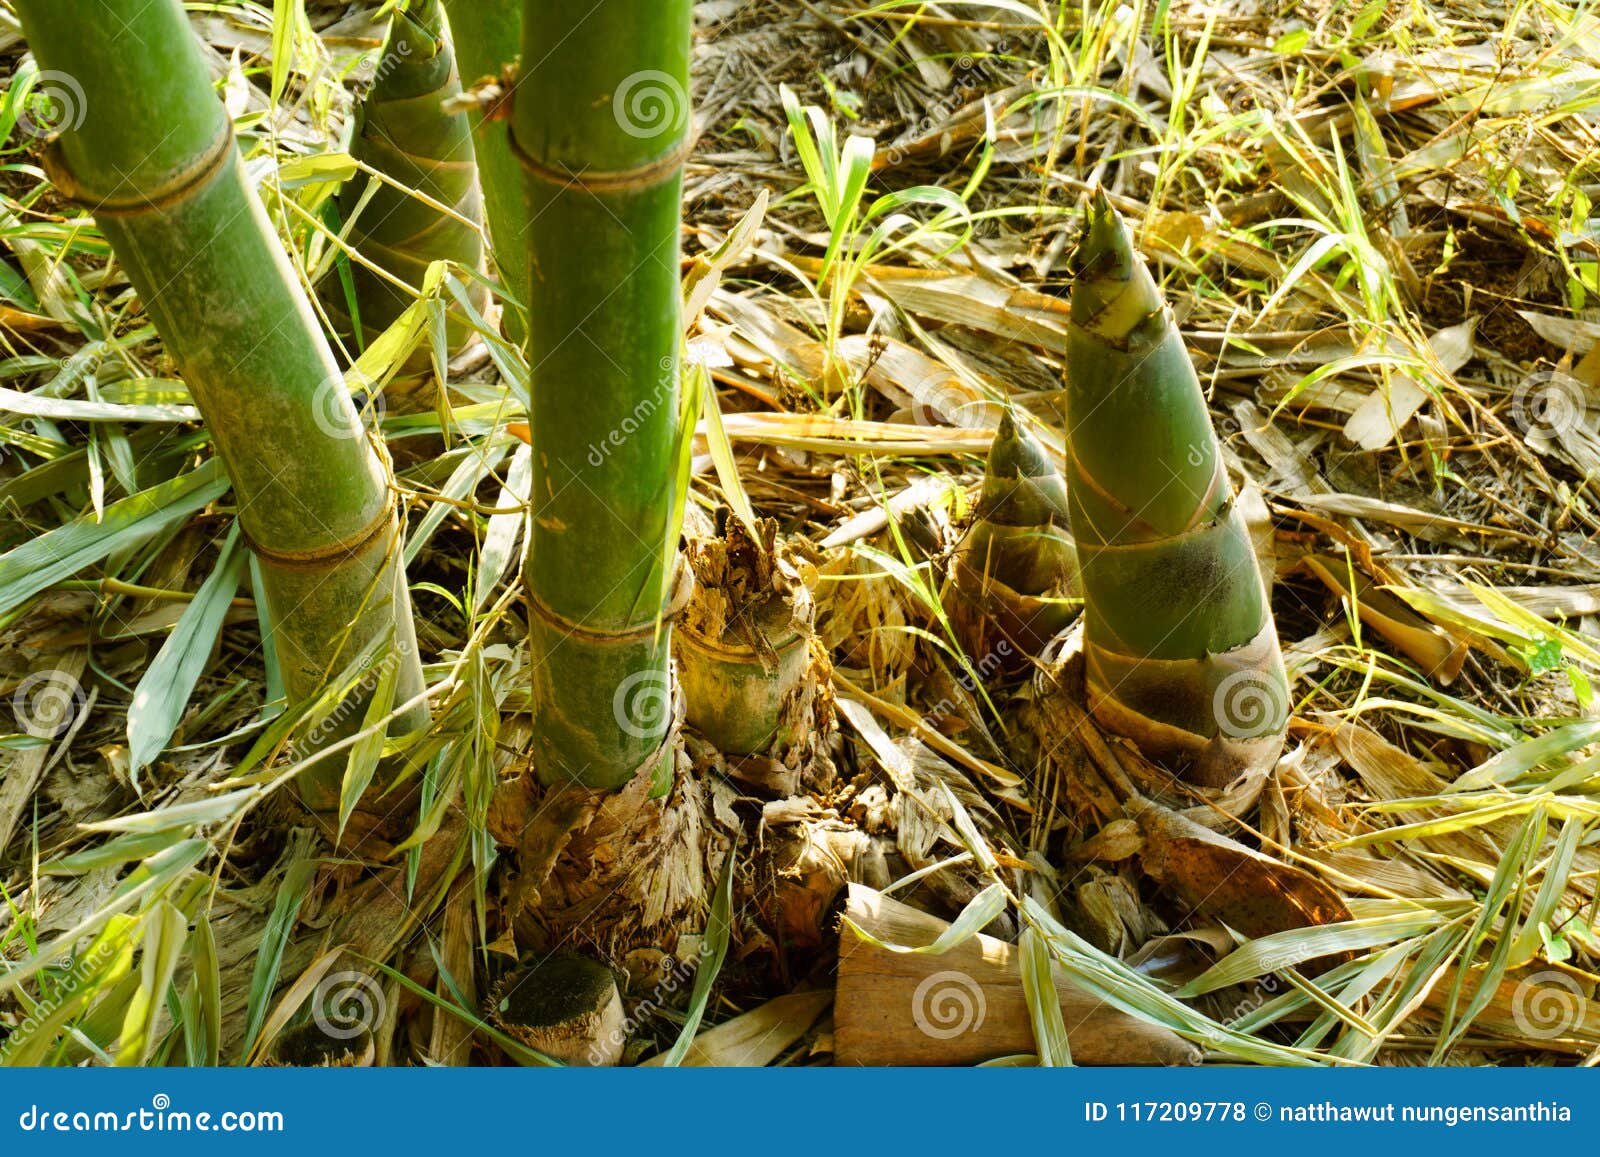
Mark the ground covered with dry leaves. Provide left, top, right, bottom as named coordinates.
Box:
left=2, top=0, right=1600, bottom=1066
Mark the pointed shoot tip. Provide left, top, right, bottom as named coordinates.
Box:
left=1079, top=191, right=1132, bottom=271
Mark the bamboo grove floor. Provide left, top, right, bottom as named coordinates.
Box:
left=2, top=0, right=1600, bottom=1066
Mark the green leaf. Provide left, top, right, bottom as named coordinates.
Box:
left=658, top=841, right=738, bottom=1067
left=187, top=911, right=222, bottom=1067
left=472, top=443, right=530, bottom=613
left=694, top=361, right=758, bottom=540
left=244, top=854, right=319, bottom=1055
left=117, top=900, right=188, bottom=1064
left=127, top=525, right=246, bottom=790
left=844, top=883, right=1007, bottom=955
left=0, top=459, right=228, bottom=617
left=1178, top=912, right=1445, bottom=997
left=337, top=638, right=402, bottom=840
left=1019, top=926, right=1071, bottom=1067
left=1272, top=27, right=1310, bottom=54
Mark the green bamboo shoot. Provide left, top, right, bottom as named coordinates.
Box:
left=1065, top=195, right=1287, bottom=786
left=951, top=411, right=1079, bottom=671
left=330, top=0, right=487, bottom=382
left=513, top=0, right=692, bottom=788
left=15, top=0, right=427, bottom=809
left=438, top=0, right=531, bottom=344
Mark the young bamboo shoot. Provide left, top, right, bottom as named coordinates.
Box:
left=951, top=410, right=1079, bottom=671
left=1064, top=195, right=1287, bottom=786
left=329, top=0, right=487, bottom=390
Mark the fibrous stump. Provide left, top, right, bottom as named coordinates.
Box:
left=675, top=510, right=835, bottom=789
left=489, top=955, right=626, bottom=1066
left=263, top=1021, right=375, bottom=1068
left=490, top=736, right=734, bottom=965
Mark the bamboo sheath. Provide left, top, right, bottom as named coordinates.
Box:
left=16, top=0, right=427, bottom=808
left=332, top=0, right=487, bottom=375
left=1065, top=195, right=1287, bottom=785
left=438, top=0, right=531, bottom=345
left=952, top=410, right=1079, bottom=669
left=511, top=0, right=694, bottom=788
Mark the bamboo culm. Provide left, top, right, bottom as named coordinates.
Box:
left=438, top=0, right=531, bottom=345
left=510, top=0, right=693, bottom=789
left=15, top=0, right=427, bottom=809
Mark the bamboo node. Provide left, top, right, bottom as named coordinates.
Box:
left=507, top=124, right=695, bottom=194
left=241, top=504, right=396, bottom=573
left=524, top=553, right=695, bottom=644
left=43, top=124, right=236, bottom=219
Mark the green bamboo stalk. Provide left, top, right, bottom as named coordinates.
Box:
left=512, top=0, right=693, bottom=789
left=330, top=0, right=487, bottom=375
left=15, top=0, right=427, bottom=810
left=438, top=0, right=531, bottom=345
left=952, top=411, right=1079, bottom=670
left=1065, top=194, right=1287, bottom=786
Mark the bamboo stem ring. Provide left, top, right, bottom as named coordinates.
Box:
left=523, top=553, right=694, bottom=644
left=506, top=127, right=695, bottom=194
left=42, top=125, right=235, bottom=218
left=239, top=505, right=396, bottom=572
